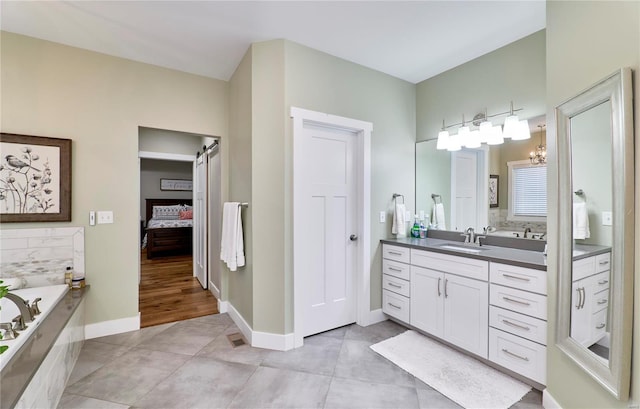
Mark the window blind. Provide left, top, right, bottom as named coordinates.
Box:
left=513, top=165, right=547, bottom=216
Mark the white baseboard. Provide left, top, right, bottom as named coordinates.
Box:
left=84, top=314, right=140, bottom=340
left=225, top=302, right=294, bottom=351
left=367, top=308, right=388, bottom=326
left=225, top=302, right=253, bottom=344
left=218, top=300, right=228, bottom=314
left=542, top=389, right=562, bottom=409
left=209, top=282, right=221, bottom=299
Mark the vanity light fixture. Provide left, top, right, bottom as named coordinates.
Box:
left=434, top=101, right=527, bottom=149
left=529, top=124, right=547, bottom=165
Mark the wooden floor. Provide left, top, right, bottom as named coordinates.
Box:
left=139, top=250, right=219, bottom=328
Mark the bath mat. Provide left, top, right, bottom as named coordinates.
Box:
left=370, top=330, right=531, bottom=409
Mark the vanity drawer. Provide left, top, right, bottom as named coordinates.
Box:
left=383, top=259, right=411, bottom=281
left=595, top=252, right=611, bottom=273
left=593, top=271, right=610, bottom=292
left=383, top=244, right=410, bottom=264
left=411, top=249, right=488, bottom=281
left=383, top=274, right=410, bottom=297
left=490, top=306, right=547, bottom=345
left=591, top=308, right=608, bottom=341
left=490, top=284, right=547, bottom=320
left=383, top=289, right=410, bottom=322
left=490, top=263, right=546, bottom=295
left=573, top=256, right=596, bottom=281
left=489, top=328, right=546, bottom=385
left=592, top=288, right=609, bottom=313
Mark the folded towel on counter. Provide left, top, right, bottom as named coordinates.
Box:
left=573, top=202, right=590, bottom=240
left=392, top=203, right=407, bottom=237
left=220, top=202, right=245, bottom=271
left=432, top=203, right=446, bottom=230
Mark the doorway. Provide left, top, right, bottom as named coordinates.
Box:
left=137, top=127, right=221, bottom=327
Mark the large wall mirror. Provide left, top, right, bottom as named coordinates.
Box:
left=415, top=115, right=547, bottom=239
left=556, top=68, right=634, bottom=399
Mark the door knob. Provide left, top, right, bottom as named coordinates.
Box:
left=349, top=234, right=358, bottom=241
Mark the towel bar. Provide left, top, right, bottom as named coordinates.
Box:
left=431, top=194, right=442, bottom=204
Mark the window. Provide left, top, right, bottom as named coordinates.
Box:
left=507, top=160, right=547, bottom=221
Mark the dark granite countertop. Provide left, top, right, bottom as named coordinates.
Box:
left=0, top=286, right=88, bottom=409
left=381, top=238, right=611, bottom=271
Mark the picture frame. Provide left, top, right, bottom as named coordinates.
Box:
left=160, top=178, right=192, bottom=191
left=489, top=174, right=499, bottom=208
left=0, top=133, right=72, bottom=222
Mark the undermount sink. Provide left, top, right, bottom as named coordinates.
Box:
left=438, top=243, right=486, bottom=254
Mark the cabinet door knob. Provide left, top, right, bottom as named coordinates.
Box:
left=350, top=234, right=358, bottom=241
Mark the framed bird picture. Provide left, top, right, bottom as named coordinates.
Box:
left=0, top=133, right=72, bottom=222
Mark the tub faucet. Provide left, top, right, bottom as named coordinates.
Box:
left=4, top=292, right=35, bottom=323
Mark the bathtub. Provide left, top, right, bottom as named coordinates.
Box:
left=0, top=284, right=69, bottom=371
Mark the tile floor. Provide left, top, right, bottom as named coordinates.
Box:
left=58, top=315, right=543, bottom=409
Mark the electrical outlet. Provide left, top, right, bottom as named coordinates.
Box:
left=97, top=211, right=114, bottom=224
left=379, top=211, right=386, bottom=223
left=602, top=211, right=612, bottom=226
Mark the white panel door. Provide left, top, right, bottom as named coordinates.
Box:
left=451, top=150, right=478, bottom=231
left=193, top=154, right=207, bottom=289
left=300, top=125, right=357, bottom=337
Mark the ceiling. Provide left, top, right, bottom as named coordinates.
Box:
left=1, top=1, right=545, bottom=84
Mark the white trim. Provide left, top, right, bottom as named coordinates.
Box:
left=225, top=302, right=295, bottom=351
left=138, top=150, right=195, bottom=162
left=366, top=308, right=388, bottom=326
left=252, top=331, right=296, bottom=351
left=218, top=299, right=228, bottom=313
left=291, top=107, right=372, bottom=349
left=84, top=314, right=140, bottom=340
left=226, top=302, right=253, bottom=345
left=210, top=281, right=221, bottom=299
left=542, top=389, right=562, bottom=409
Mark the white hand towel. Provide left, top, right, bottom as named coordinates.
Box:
left=433, top=203, right=446, bottom=230
left=573, top=202, right=590, bottom=240
left=392, top=203, right=407, bottom=237
left=220, top=202, right=246, bottom=271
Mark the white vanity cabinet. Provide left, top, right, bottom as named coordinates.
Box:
left=382, top=244, right=411, bottom=322
left=571, top=252, right=611, bottom=348
left=488, top=262, right=548, bottom=385
left=410, top=249, right=489, bottom=359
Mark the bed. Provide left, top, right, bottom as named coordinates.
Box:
left=144, top=198, right=193, bottom=259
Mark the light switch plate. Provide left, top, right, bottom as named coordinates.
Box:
left=89, top=211, right=96, bottom=226
left=602, top=211, right=612, bottom=226
left=97, top=211, right=114, bottom=224
left=419, top=210, right=425, bottom=221
left=379, top=211, right=386, bottom=223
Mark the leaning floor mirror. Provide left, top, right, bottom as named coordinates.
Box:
left=555, top=68, right=634, bottom=399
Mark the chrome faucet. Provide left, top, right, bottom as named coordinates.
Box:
left=524, top=227, right=532, bottom=238
left=461, top=227, right=475, bottom=244
left=4, top=293, right=35, bottom=323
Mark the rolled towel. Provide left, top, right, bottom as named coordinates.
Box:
left=573, top=202, right=590, bottom=240
left=392, top=203, right=407, bottom=237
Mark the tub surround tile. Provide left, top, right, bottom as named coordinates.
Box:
left=0, top=227, right=85, bottom=288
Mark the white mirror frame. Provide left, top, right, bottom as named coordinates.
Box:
left=555, top=68, right=634, bottom=400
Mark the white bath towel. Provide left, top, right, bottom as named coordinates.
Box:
left=220, top=202, right=245, bottom=271
left=433, top=203, right=446, bottom=230
left=392, top=203, right=407, bottom=237
left=573, top=202, right=590, bottom=240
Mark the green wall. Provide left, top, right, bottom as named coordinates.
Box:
left=546, top=2, right=640, bottom=407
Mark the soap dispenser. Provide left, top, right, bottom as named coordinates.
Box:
left=411, top=215, right=421, bottom=238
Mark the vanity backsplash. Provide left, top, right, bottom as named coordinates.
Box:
left=0, top=227, right=85, bottom=288
left=488, top=208, right=546, bottom=235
